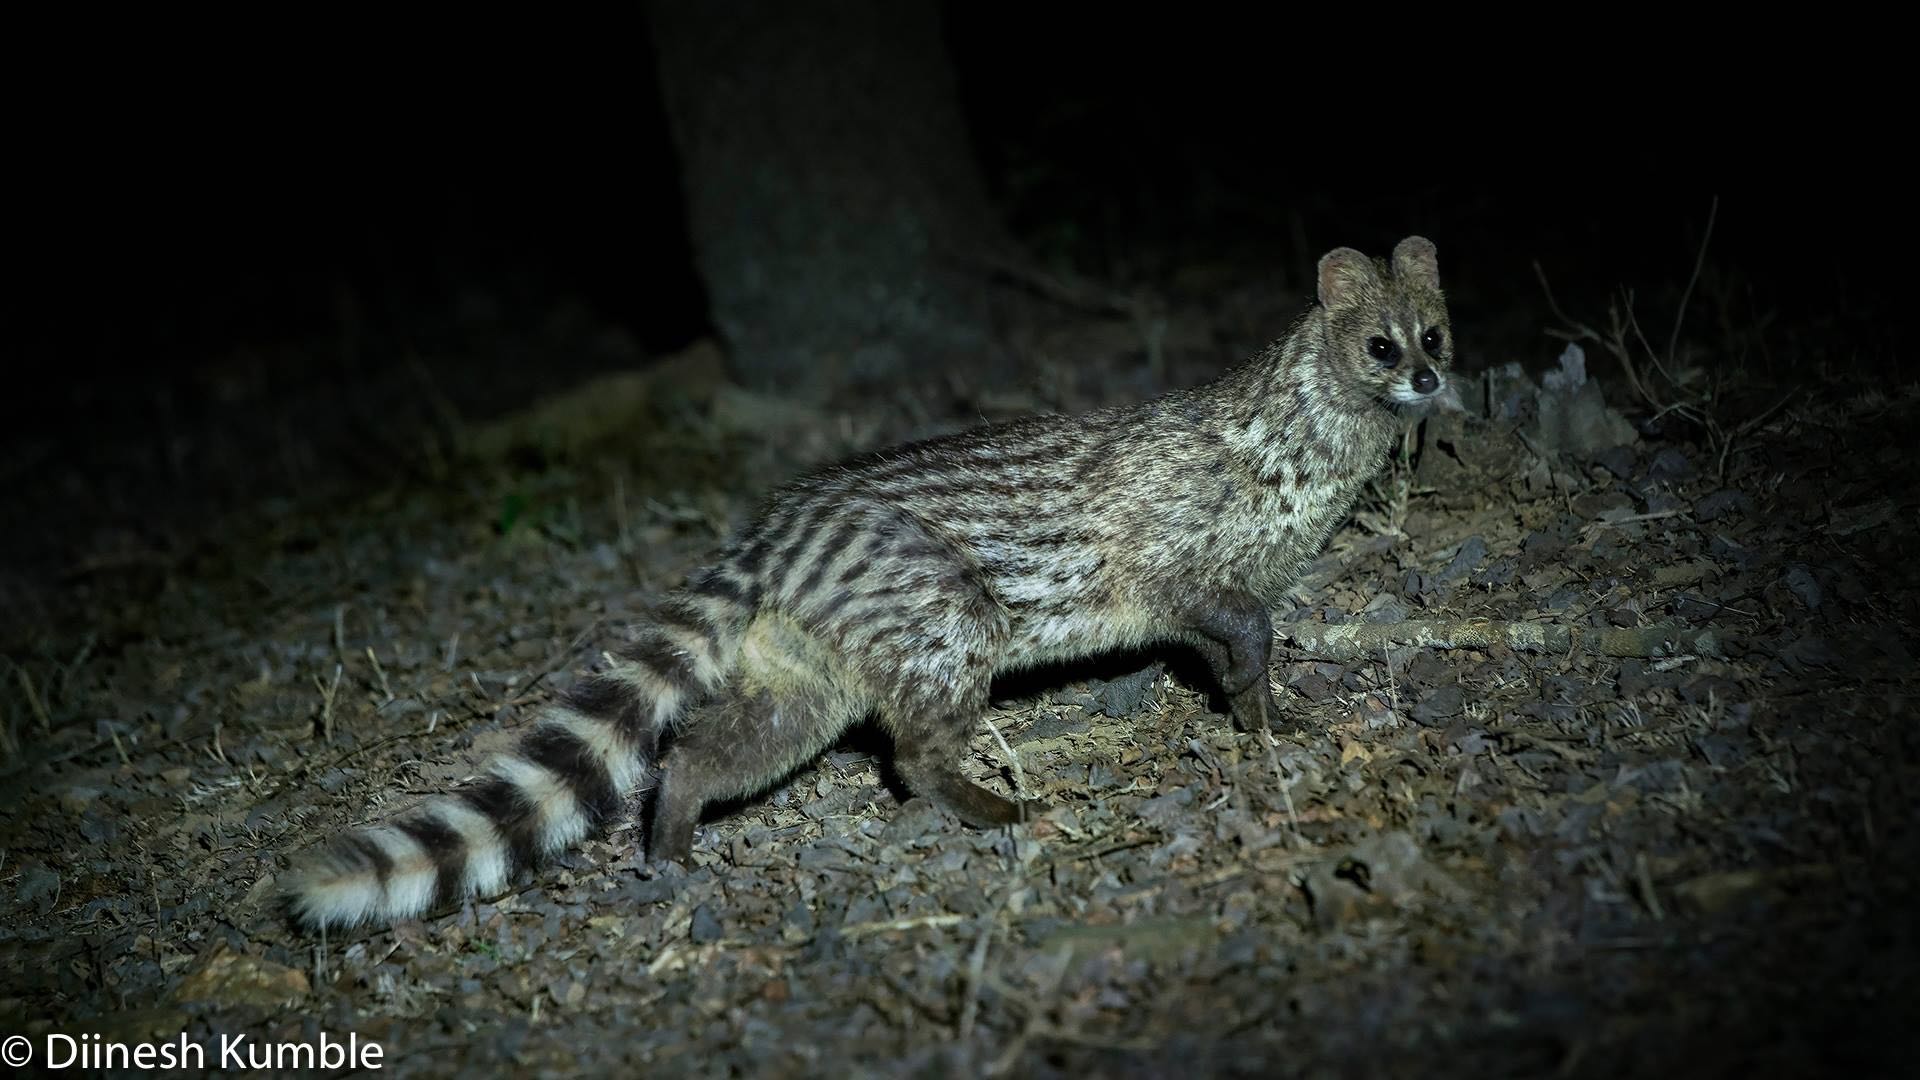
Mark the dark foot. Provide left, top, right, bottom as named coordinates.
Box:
left=647, top=766, right=701, bottom=864
left=1179, top=589, right=1280, bottom=729
left=1227, top=679, right=1285, bottom=733
left=896, top=744, right=1042, bottom=827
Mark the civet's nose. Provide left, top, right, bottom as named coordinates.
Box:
left=1412, top=368, right=1439, bottom=395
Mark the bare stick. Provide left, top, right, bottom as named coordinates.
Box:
left=1535, top=263, right=1657, bottom=410
left=980, top=715, right=1030, bottom=820
left=12, top=663, right=51, bottom=735
left=841, top=913, right=967, bottom=938
left=314, top=664, right=344, bottom=744
left=1281, top=619, right=1727, bottom=661
left=365, top=646, right=395, bottom=704
left=958, top=917, right=995, bottom=1040
left=332, top=605, right=349, bottom=669
left=1666, top=196, right=1719, bottom=374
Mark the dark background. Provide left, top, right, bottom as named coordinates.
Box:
left=1, top=11, right=1902, bottom=588
left=8, top=17, right=1900, bottom=386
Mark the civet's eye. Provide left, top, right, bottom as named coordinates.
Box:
left=1421, top=326, right=1445, bottom=355
left=1367, top=336, right=1400, bottom=366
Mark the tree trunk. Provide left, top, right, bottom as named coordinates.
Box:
left=648, top=0, right=1010, bottom=392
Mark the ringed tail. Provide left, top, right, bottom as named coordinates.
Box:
left=282, top=576, right=751, bottom=929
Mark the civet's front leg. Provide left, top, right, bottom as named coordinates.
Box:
left=1179, top=590, right=1285, bottom=732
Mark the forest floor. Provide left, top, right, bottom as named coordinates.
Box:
left=2, top=276, right=1916, bottom=1078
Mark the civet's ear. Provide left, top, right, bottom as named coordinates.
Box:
left=1317, top=247, right=1377, bottom=308
left=1391, top=236, right=1439, bottom=290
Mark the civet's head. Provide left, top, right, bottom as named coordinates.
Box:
left=1316, top=236, right=1455, bottom=410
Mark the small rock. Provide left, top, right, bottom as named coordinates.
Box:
left=314, top=768, right=355, bottom=794
left=1693, top=489, right=1753, bottom=522
left=1533, top=345, right=1639, bottom=454
left=1784, top=564, right=1823, bottom=609
left=1692, top=733, right=1744, bottom=769
left=796, top=842, right=859, bottom=872
left=15, top=862, right=60, bottom=909
left=1497, top=805, right=1543, bottom=840
left=1647, top=447, right=1694, bottom=482
left=882, top=797, right=949, bottom=843
left=1084, top=664, right=1165, bottom=718
left=1669, top=594, right=1726, bottom=620
left=1410, top=685, right=1464, bottom=725
left=1288, top=669, right=1338, bottom=703
left=58, top=786, right=103, bottom=814
left=173, top=947, right=310, bottom=1008
left=1016, top=712, right=1092, bottom=745
left=1490, top=361, right=1535, bottom=421
left=1436, top=536, right=1488, bottom=584
left=1708, top=533, right=1753, bottom=567
left=1617, top=659, right=1679, bottom=696
left=77, top=812, right=120, bottom=845
left=1593, top=445, right=1637, bottom=479
left=618, top=868, right=683, bottom=905
left=1522, top=527, right=1568, bottom=559
left=802, top=788, right=857, bottom=820
left=1679, top=676, right=1740, bottom=706
left=1642, top=490, right=1688, bottom=515
left=1301, top=832, right=1456, bottom=928
left=1361, top=594, right=1410, bottom=624
left=1471, top=555, right=1518, bottom=588
left=1776, top=636, right=1839, bottom=673
left=781, top=900, right=816, bottom=943
left=1613, top=759, right=1686, bottom=794
left=689, top=903, right=724, bottom=944
left=1571, top=490, right=1635, bottom=521
left=1135, top=788, right=1194, bottom=827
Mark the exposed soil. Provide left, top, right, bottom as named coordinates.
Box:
left=3, top=279, right=1915, bottom=1078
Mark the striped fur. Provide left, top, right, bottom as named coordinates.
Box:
left=283, top=592, right=748, bottom=929
left=284, top=237, right=1455, bottom=929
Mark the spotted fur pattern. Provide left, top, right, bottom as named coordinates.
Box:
left=284, top=236, right=1454, bottom=928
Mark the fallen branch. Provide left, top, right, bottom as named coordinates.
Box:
left=1280, top=619, right=1726, bottom=661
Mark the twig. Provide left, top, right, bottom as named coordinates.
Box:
left=980, top=716, right=1030, bottom=821
left=1044, top=836, right=1152, bottom=868
left=958, top=913, right=996, bottom=1040
left=314, top=664, right=344, bottom=744
left=56, top=634, right=95, bottom=707
left=14, top=663, right=51, bottom=735
left=1623, top=291, right=1699, bottom=413
left=1534, top=262, right=1657, bottom=411
left=1635, top=851, right=1666, bottom=921
left=366, top=646, right=395, bottom=704
left=1716, top=386, right=1799, bottom=480
left=1583, top=509, right=1685, bottom=530
left=1281, top=619, right=1727, bottom=660
left=1276, top=748, right=1305, bottom=850
left=1666, top=196, right=1719, bottom=373
left=840, top=913, right=966, bottom=938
